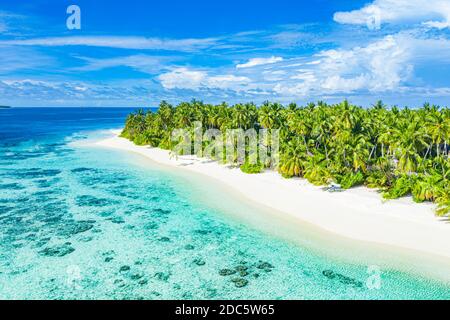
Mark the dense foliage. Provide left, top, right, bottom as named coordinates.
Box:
left=121, top=100, right=450, bottom=216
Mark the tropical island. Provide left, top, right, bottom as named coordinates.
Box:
left=0, top=105, right=12, bottom=109
left=119, top=100, right=450, bottom=217
left=97, top=99, right=450, bottom=260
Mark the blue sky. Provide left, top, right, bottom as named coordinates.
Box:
left=1, top=0, right=450, bottom=107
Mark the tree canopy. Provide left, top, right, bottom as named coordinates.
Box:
left=121, top=100, right=450, bottom=217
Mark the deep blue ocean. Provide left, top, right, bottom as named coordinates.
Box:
left=0, top=107, right=449, bottom=299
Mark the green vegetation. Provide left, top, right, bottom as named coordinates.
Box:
left=240, top=162, right=264, bottom=174
left=121, top=100, right=450, bottom=216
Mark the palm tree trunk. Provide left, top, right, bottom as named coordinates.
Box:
left=369, top=145, right=376, bottom=160
left=303, top=135, right=309, bottom=153
left=424, top=145, right=431, bottom=159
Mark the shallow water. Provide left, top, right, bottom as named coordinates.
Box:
left=0, top=108, right=449, bottom=299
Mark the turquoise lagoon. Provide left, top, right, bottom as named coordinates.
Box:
left=0, top=108, right=449, bottom=300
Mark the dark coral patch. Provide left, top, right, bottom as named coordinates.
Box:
left=0, top=206, right=13, bottom=215
left=71, top=167, right=98, bottom=173
left=0, top=183, right=25, bottom=190
left=322, top=270, right=363, bottom=288
left=231, top=278, right=248, bottom=288
left=58, top=220, right=95, bottom=237
left=12, top=168, right=61, bottom=179
left=76, top=195, right=116, bottom=207
left=39, top=242, right=75, bottom=257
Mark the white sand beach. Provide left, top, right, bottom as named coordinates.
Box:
left=96, top=131, right=450, bottom=261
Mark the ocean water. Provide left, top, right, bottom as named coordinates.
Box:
left=0, top=107, right=449, bottom=300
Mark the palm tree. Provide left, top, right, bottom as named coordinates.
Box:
left=120, top=99, right=450, bottom=217
left=279, top=137, right=307, bottom=177
left=232, top=103, right=257, bottom=130
left=412, top=173, right=440, bottom=202
left=258, top=102, right=282, bottom=129
left=392, top=120, right=428, bottom=173
left=304, top=153, right=330, bottom=185
left=426, top=108, right=450, bottom=157
left=350, top=134, right=370, bottom=172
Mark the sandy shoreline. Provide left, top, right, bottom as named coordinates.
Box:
left=96, top=131, right=450, bottom=260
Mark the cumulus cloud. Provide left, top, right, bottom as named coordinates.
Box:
left=159, top=68, right=206, bottom=90
left=2, top=4, right=450, bottom=105
left=334, top=0, right=450, bottom=29
left=5, top=33, right=447, bottom=104
left=156, top=32, right=450, bottom=99
left=237, top=34, right=414, bottom=97
left=158, top=67, right=250, bottom=91
left=315, top=34, right=413, bottom=92
left=236, top=56, right=283, bottom=69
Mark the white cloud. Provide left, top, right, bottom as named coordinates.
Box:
left=268, top=31, right=312, bottom=48
left=315, top=34, right=413, bottom=92
left=0, top=79, right=86, bottom=101
left=73, top=55, right=175, bottom=74
left=0, top=11, right=27, bottom=34
left=1, top=6, right=449, bottom=105
left=207, top=75, right=251, bottom=89
left=262, top=70, right=287, bottom=81
left=159, top=67, right=207, bottom=90
left=0, top=11, right=11, bottom=32
left=236, top=56, right=283, bottom=69
left=0, top=36, right=218, bottom=52
left=158, top=67, right=250, bottom=91
left=306, top=60, right=321, bottom=65
left=422, top=20, right=450, bottom=29
left=0, top=12, right=12, bottom=32
left=0, top=46, right=54, bottom=74
left=290, top=71, right=316, bottom=82
left=264, top=34, right=413, bottom=97
left=158, top=33, right=450, bottom=98
left=7, top=31, right=443, bottom=104
left=273, top=82, right=311, bottom=97
left=322, top=75, right=368, bottom=92
left=0, top=78, right=164, bottom=106
left=334, top=0, right=450, bottom=29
